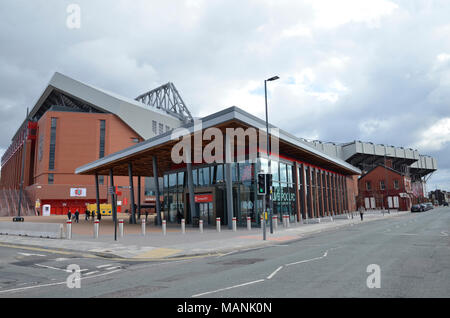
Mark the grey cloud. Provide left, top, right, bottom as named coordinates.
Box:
left=0, top=0, right=449, bottom=191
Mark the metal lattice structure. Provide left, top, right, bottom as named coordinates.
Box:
left=135, top=82, right=193, bottom=123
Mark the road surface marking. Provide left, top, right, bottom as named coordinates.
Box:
left=192, top=279, right=265, bottom=298
left=84, top=271, right=99, bottom=276
left=134, top=248, right=182, bottom=259
left=285, top=250, right=329, bottom=267
left=35, top=264, right=68, bottom=272
left=18, top=252, right=46, bottom=257
left=105, top=266, right=120, bottom=270
left=441, top=231, right=448, bottom=237
left=267, top=266, right=283, bottom=280
left=96, top=264, right=114, bottom=268
left=0, top=269, right=122, bottom=294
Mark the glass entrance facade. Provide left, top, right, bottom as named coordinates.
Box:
left=161, top=154, right=350, bottom=227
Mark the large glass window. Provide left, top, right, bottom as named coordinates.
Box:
left=279, top=163, right=287, bottom=183
left=272, top=160, right=279, bottom=182
left=48, top=118, right=57, bottom=170
left=99, top=120, right=105, bottom=158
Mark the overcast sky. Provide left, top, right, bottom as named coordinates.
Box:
left=0, top=0, right=449, bottom=191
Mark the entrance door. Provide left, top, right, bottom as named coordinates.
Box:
left=199, top=202, right=212, bottom=225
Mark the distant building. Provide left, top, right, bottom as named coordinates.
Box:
left=428, top=189, right=449, bottom=205
left=302, top=140, right=436, bottom=204
left=357, top=164, right=415, bottom=211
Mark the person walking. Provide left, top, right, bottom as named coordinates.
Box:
left=67, top=210, right=72, bottom=221
left=75, top=210, right=79, bottom=223
left=85, top=209, right=90, bottom=221
left=359, top=206, right=364, bottom=221
left=97, top=210, right=102, bottom=221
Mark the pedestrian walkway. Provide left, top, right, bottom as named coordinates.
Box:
left=0, top=211, right=410, bottom=260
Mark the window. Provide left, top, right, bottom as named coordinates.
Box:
left=38, top=133, right=43, bottom=162
left=279, top=163, right=287, bottom=182
left=152, top=121, right=157, bottom=134
left=166, top=125, right=171, bottom=132
left=99, top=120, right=106, bottom=158
left=394, top=180, right=399, bottom=189
left=48, top=118, right=57, bottom=170
left=159, top=123, right=164, bottom=135
left=380, top=180, right=385, bottom=190
left=366, top=181, right=372, bottom=191
left=131, top=137, right=139, bottom=144
left=48, top=173, right=54, bottom=184
left=99, top=176, right=104, bottom=185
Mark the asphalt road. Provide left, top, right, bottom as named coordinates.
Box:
left=0, top=207, right=448, bottom=298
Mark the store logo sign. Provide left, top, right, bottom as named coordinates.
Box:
left=70, top=188, right=86, bottom=197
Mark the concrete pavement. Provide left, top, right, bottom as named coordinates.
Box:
left=0, top=210, right=411, bottom=260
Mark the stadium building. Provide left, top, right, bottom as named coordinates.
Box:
left=0, top=72, right=437, bottom=224
left=0, top=72, right=190, bottom=218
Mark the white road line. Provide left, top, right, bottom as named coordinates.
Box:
left=96, top=264, right=114, bottom=268
left=84, top=271, right=99, bottom=276
left=267, top=266, right=283, bottom=280
left=192, top=279, right=265, bottom=298
left=0, top=269, right=122, bottom=294
left=18, top=252, right=46, bottom=257
left=441, top=231, right=448, bottom=237
left=35, top=264, right=68, bottom=272
left=105, top=266, right=120, bottom=270
left=285, top=250, right=329, bottom=267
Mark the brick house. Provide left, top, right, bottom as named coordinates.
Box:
left=357, top=164, right=413, bottom=211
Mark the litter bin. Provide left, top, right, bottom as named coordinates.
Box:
left=192, top=217, right=200, bottom=228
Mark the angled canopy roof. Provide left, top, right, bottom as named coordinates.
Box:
left=75, top=106, right=362, bottom=177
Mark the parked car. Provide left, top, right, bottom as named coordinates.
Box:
left=411, top=204, right=424, bottom=213
left=443, top=202, right=449, bottom=207
left=420, top=203, right=427, bottom=211
left=424, top=202, right=434, bottom=211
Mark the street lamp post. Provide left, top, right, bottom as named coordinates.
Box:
left=264, top=76, right=279, bottom=235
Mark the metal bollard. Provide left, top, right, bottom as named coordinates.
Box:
left=141, top=218, right=146, bottom=236
left=247, top=217, right=251, bottom=231
left=272, top=216, right=278, bottom=230
left=260, top=216, right=264, bottom=229
left=66, top=220, right=72, bottom=240
left=283, top=215, right=287, bottom=228
left=286, top=215, right=290, bottom=228
left=181, top=219, right=185, bottom=234
left=232, top=217, right=237, bottom=232
left=119, top=219, right=124, bottom=238
left=162, top=220, right=167, bottom=236
left=199, top=220, right=203, bottom=233
left=94, top=220, right=99, bottom=239
left=216, top=217, right=221, bottom=232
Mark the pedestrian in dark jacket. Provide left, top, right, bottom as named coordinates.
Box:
left=85, top=210, right=90, bottom=221
left=97, top=211, right=102, bottom=221
left=67, top=210, right=72, bottom=221
left=359, top=206, right=364, bottom=221
left=75, top=210, right=79, bottom=223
